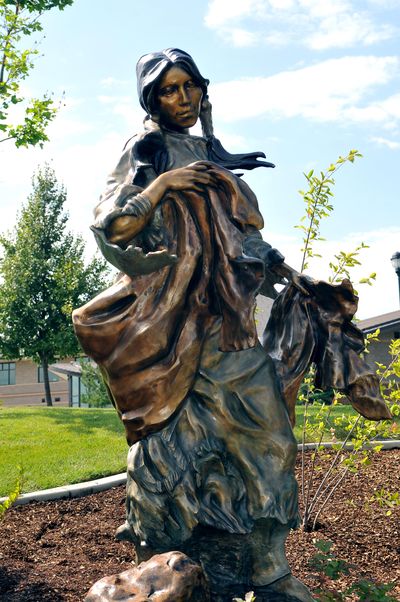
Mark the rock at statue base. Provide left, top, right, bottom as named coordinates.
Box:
left=84, top=551, right=209, bottom=601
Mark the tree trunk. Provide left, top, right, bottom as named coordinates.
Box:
left=41, top=355, right=53, bottom=407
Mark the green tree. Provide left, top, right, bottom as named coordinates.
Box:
left=0, top=164, right=109, bottom=405
left=80, top=360, right=112, bottom=408
left=1, top=0, right=73, bottom=147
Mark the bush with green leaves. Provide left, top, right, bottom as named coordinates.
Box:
left=299, top=330, right=399, bottom=530
left=347, top=580, right=399, bottom=602
left=369, top=487, right=400, bottom=517
left=0, top=466, right=22, bottom=521
left=296, top=150, right=363, bottom=273
left=295, top=151, right=397, bottom=532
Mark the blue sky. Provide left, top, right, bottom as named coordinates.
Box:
left=1, top=0, right=399, bottom=318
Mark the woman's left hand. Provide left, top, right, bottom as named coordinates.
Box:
left=272, top=262, right=311, bottom=296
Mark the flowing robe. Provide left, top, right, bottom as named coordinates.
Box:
left=73, top=128, right=299, bottom=550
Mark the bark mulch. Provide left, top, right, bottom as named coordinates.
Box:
left=0, top=449, right=399, bottom=601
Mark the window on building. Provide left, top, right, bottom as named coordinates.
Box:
left=0, top=362, right=16, bottom=385
left=394, top=331, right=400, bottom=340
left=71, top=374, right=88, bottom=408
left=38, top=366, right=60, bottom=383
left=71, top=357, right=89, bottom=408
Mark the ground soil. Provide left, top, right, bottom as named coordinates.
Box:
left=0, top=450, right=399, bottom=601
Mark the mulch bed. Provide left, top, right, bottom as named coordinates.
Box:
left=0, top=450, right=399, bottom=601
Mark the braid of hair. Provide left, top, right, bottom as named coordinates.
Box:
left=200, top=95, right=214, bottom=139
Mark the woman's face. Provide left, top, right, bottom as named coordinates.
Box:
left=156, top=66, right=203, bottom=132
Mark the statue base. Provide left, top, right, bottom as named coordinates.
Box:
left=84, top=550, right=310, bottom=601
left=85, top=551, right=209, bottom=601
left=125, top=521, right=315, bottom=602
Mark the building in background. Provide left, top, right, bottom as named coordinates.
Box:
left=49, top=360, right=88, bottom=408
left=2, top=307, right=398, bottom=407
left=0, top=359, right=69, bottom=406
left=358, top=309, right=400, bottom=379
left=0, top=357, right=90, bottom=407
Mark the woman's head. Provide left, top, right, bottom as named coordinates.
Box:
left=135, top=48, right=273, bottom=169
left=154, top=65, right=203, bottom=131
left=136, top=48, right=209, bottom=130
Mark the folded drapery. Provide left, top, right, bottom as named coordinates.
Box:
left=262, top=277, right=392, bottom=426
left=73, top=167, right=270, bottom=444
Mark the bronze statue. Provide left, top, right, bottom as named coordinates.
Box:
left=73, top=49, right=390, bottom=602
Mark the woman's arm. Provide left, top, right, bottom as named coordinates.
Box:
left=107, top=163, right=218, bottom=245
left=242, top=230, right=285, bottom=269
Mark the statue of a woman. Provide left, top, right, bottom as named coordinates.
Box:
left=73, top=49, right=389, bottom=602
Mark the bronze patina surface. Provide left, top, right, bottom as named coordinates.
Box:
left=73, top=48, right=390, bottom=602
left=85, top=551, right=209, bottom=601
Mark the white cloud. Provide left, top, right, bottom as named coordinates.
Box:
left=308, top=12, right=394, bottom=50
left=204, top=0, right=398, bottom=49
left=112, top=104, right=144, bottom=129
left=0, top=98, right=101, bottom=196
left=100, top=77, right=131, bottom=87
left=97, top=95, right=131, bottom=104
left=370, top=136, right=400, bottom=149
left=204, top=0, right=262, bottom=27
left=98, top=95, right=145, bottom=129
left=343, top=93, right=400, bottom=128
left=3, top=95, right=94, bottom=145
left=214, top=130, right=248, bottom=150
left=49, top=133, right=127, bottom=242
left=264, top=31, right=291, bottom=46
left=229, top=28, right=259, bottom=46
left=0, top=92, right=144, bottom=248
left=367, top=0, right=400, bottom=8
left=209, top=56, right=400, bottom=126
left=46, top=114, right=94, bottom=141
left=61, top=97, right=84, bottom=110
left=264, top=227, right=400, bottom=319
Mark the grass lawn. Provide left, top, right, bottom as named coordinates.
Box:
left=0, top=404, right=397, bottom=496
left=0, top=407, right=127, bottom=496
left=294, top=403, right=399, bottom=442
left=292, top=403, right=362, bottom=441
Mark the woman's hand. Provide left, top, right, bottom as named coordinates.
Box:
left=159, top=162, right=218, bottom=194
left=107, top=162, right=218, bottom=245
left=272, top=262, right=311, bottom=296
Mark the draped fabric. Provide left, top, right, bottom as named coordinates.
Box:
left=125, top=321, right=299, bottom=551
left=72, top=123, right=389, bottom=581
left=72, top=127, right=300, bottom=568
left=263, top=278, right=391, bottom=426
left=73, top=165, right=267, bottom=445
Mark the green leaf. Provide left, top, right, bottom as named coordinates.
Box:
left=1, top=0, right=73, bottom=147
